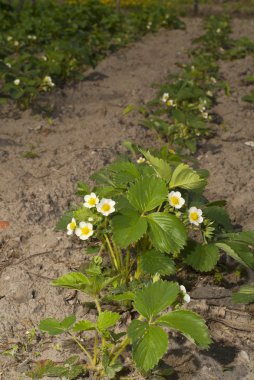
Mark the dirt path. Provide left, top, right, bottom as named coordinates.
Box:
left=0, top=17, right=254, bottom=380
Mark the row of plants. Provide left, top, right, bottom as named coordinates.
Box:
left=0, top=0, right=184, bottom=108
left=25, top=15, right=254, bottom=379
left=138, top=14, right=254, bottom=154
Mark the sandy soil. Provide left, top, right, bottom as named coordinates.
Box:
left=0, top=17, right=254, bottom=380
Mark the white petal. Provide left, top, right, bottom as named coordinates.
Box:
left=183, top=294, right=191, bottom=303
left=84, top=202, right=93, bottom=209
left=75, top=228, right=82, bottom=236
left=179, top=198, right=185, bottom=207
left=198, top=216, right=203, bottom=224
left=180, top=285, right=186, bottom=294
left=79, top=234, right=89, bottom=240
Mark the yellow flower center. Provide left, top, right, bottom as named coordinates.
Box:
left=89, top=198, right=97, bottom=206
left=171, top=196, right=179, bottom=206
left=190, top=212, right=199, bottom=221
left=70, top=221, right=76, bottom=230
left=81, top=226, right=91, bottom=235
left=102, top=203, right=110, bottom=212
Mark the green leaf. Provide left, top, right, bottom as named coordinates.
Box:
left=72, top=320, right=96, bottom=332
left=52, top=272, right=90, bottom=291
left=131, top=323, right=168, bottom=372
left=204, top=206, right=232, bottom=231
left=216, top=242, right=254, bottom=269
left=97, top=311, right=120, bottom=332
left=123, top=104, right=136, bottom=115
left=39, top=315, right=76, bottom=336
left=157, top=310, right=211, bottom=348
left=127, top=177, right=168, bottom=213
left=73, top=207, right=101, bottom=224
left=219, top=231, right=254, bottom=245
left=76, top=182, right=90, bottom=196
left=186, top=244, right=220, bottom=272
left=109, top=161, right=140, bottom=187
left=28, top=358, right=84, bottom=379
left=107, top=291, right=135, bottom=302
left=134, top=280, right=179, bottom=319
left=140, top=250, right=176, bottom=275
left=232, top=286, right=254, bottom=304
left=147, top=212, right=187, bottom=253
left=140, top=150, right=172, bottom=182
left=128, top=320, right=149, bottom=343
left=112, top=209, right=147, bottom=248
left=55, top=211, right=73, bottom=231
left=169, top=163, right=206, bottom=190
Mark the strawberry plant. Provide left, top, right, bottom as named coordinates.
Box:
left=29, top=148, right=254, bottom=378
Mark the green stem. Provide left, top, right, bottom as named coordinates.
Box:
left=135, top=251, right=141, bottom=280
left=92, top=331, right=98, bottom=366
left=69, top=333, right=93, bottom=364
left=112, top=239, right=122, bottom=269
left=94, top=297, right=102, bottom=314
left=110, top=337, right=130, bottom=365
left=125, top=248, right=130, bottom=279
left=104, top=233, right=119, bottom=270
left=156, top=202, right=164, bottom=213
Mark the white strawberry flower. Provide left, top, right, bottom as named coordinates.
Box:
left=84, top=192, right=99, bottom=208
left=75, top=222, right=93, bottom=240
left=14, top=79, right=20, bottom=86
left=180, top=285, right=187, bottom=294
left=7, top=36, right=13, bottom=42
left=210, top=77, right=217, bottom=84
left=168, top=191, right=185, bottom=209
left=5, top=62, right=11, bottom=68
left=136, top=157, right=145, bottom=164
left=43, top=76, right=55, bottom=88
left=67, top=218, right=77, bottom=236
left=146, top=21, right=152, bottom=30
left=96, top=198, right=115, bottom=216
left=167, top=99, right=176, bottom=107
left=198, top=105, right=206, bottom=112
left=180, top=285, right=191, bottom=303
left=28, top=35, right=37, bottom=40
left=161, top=93, right=169, bottom=103
left=188, top=207, right=203, bottom=226
left=206, top=90, right=213, bottom=97
left=183, top=293, right=191, bottom=303
left=14, top=40, right=19, bottom=47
